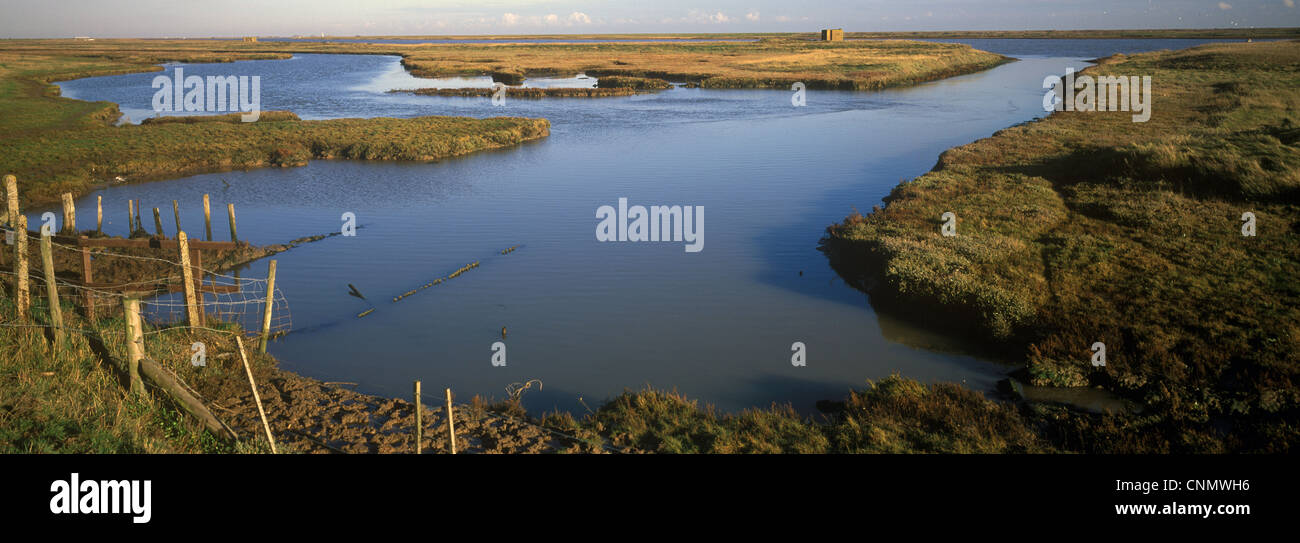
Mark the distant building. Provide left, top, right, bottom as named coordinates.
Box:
left=242, top=36, right=258, bottom=43
left=820, top=29, right=844, bottom=42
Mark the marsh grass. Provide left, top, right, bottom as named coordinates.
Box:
left=823, top=41, right=1300, bottom=452
left=406, top=87, right=652, bottom=98
left=0, top=282, right=255, bottom=453
left=0, top=43, right=549, bottom=208
left=487, top=376, right=1050, bottom=454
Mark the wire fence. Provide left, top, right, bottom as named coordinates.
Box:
left=2, top=225, right=619, bottom=454
left=1, top=230, right=290, bottom=340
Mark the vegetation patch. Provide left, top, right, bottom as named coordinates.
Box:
left=822, top=41, right=1300, bottom=452
left=401, top=86, right=652, bottom=98
left=0, top=42, right=550, bottom=208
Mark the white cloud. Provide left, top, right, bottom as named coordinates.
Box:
left=501, top=13, right=520, bottom=26
left=568, top=11, right=591, bottom=24
left=1286, top=0, right=1295, bottom=8
left=774, top=15, right=790, bottom=22
left=683, top=10, right=730, bottom=24
left=1218, top=2, right=1232, bottom=9
left=745, top=12, right=760, bottom=22
left=544, top=14, right=559, bottom=24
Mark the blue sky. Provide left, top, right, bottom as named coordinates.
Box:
left=1, top=0, right=1296, bottom=38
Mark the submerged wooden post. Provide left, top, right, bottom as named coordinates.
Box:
left=4, top=174, right=17, bottom=227
left=127, top=200, right=135, bottom=233
left=152, top=207, right=163, bottom=237
left=172, top=200, right=181, bottom=235
left=177, top=231, right=200, bottom=327
left=60, top=193, right=75, bottom=235
left=14, top=215, right=29, bottom=319
left=203, top=194, right=212, bottom=241
left=236, top=336, right=277, bottom=453
left=134, top=200, right=142, bottom=233
left=259, top=259, right=277, bottom=353
left=39, top=233, right=63, bottom=347
left=96, top=195, right=102, bottom=233
left=80, top=236, right=95, bottom=322
left=123, top=297, right=145, bottom=396
left=414, top=380, right=422, bottom=454
left=445, top=388, right=456, bottom=454
left=227, top=203, right=238, bottom=242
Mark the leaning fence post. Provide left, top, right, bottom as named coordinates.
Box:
left=236, top=336, right=277, bottom=453
left=40, top=232, right=63, bottom=347
left=227, top=203, right=238, bottom=242
left=61, top=193, right=75, bottom=235
left=172, top=200, right=181, bottom=236
left=445, top=388, right=456, bottom=454
left=123, top=297, right=145, bottom=395
left=4, top=174, right=17, bottom=227
left=152, top=207, right=163, bottom=238
left=414, top=380, right=423, bottom=454
left=260, top=259, right=277, bottom=353
left=203, top=194, right=212, bottom=241
left=177, top=231, right=200, bottom=327
left=14, top=215, right=29, bottom=319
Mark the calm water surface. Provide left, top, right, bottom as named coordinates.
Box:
left=49, top=39, right=1232, bottom=412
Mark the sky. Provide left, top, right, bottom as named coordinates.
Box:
left=0, top=0, right=1296, bottom=38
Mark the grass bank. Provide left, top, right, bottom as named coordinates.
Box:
left=0, top=43, right=549, bottom=208
left=822, top=40, right=1300, bottom=452
left=486, top=375, right=1052, bottom=453
left=394, top=38, right=1010, bottom=90
left=846, top=28, right=1300, bottom=40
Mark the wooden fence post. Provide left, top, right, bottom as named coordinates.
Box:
left=203, top=194, right=212, bottom=241
left=177, top=231, right=200, bottom=327
left=152, top=207, right=163, bottom=237
left=127, top=200, right=135, bottom=233
left=14, top=215, right=29, bottom=319
left=172, top=200, right=181, bottom=236
left=134, top=200, right=142, bottom=233
left=445, top=388, right=456, bottom=454
left=3, top=174, right=15, bottom=270
left=414, top=380, right=422, bottom=454
left=236, top=336, right=277, bottom=453
left=61, top=193, right=75, bottom=235
left=123, top=297, right=145, bottom=396
left=227, top=203, right=238, bottom=242
left=96, top=195, right=102, bottom=233
left=4, top=174, right=16, bottom=227
left=40, top=233, right=63, bottom=347
left=259, top=259, right=276, bottom=353
left=80, top=236, right=95, bottom=322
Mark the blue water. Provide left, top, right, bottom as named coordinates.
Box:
left=47, top=39, right=1225, bottom=413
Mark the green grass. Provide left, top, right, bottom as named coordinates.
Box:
left=0, top=287, right=245, bottom=453
left=489, top=375, right=1051, bottom=454
left=822, top=41, right=1300, bottom=452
